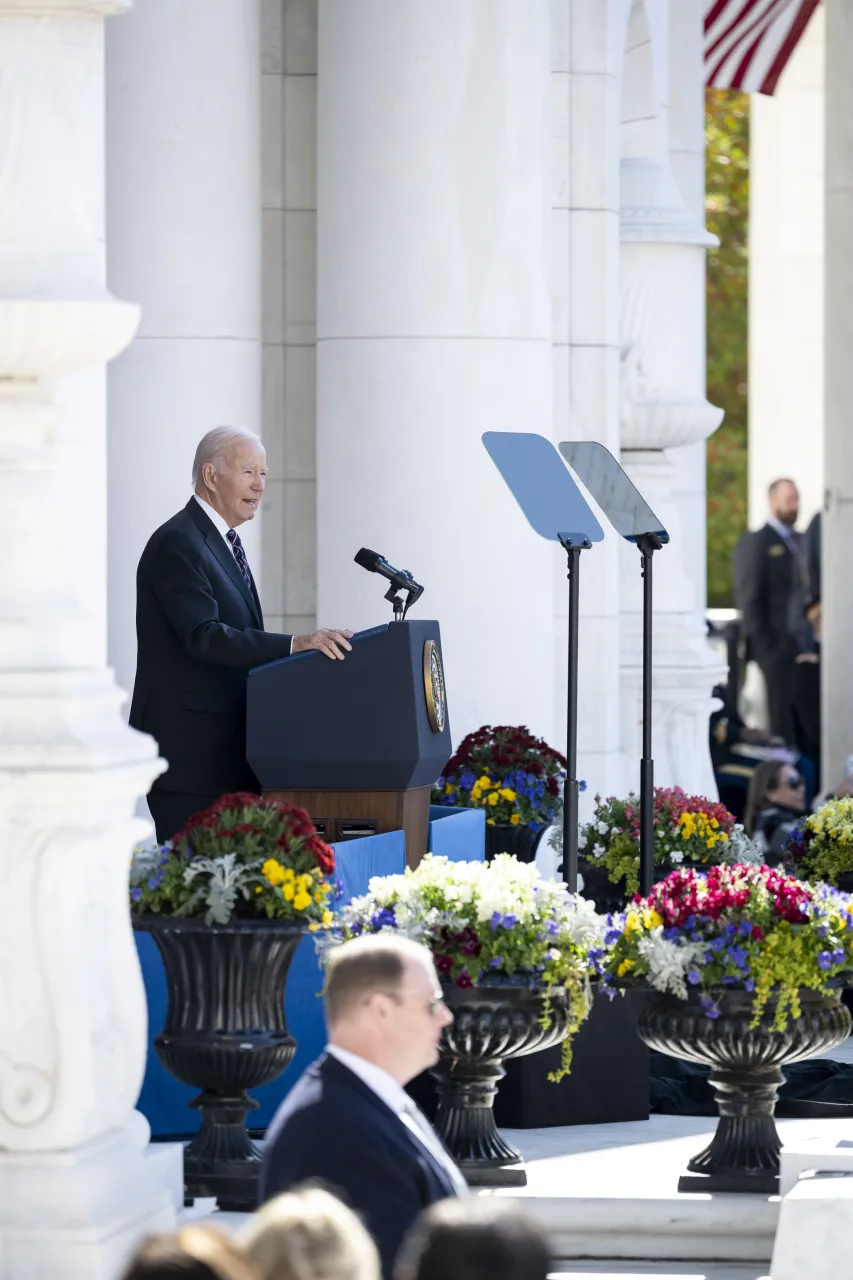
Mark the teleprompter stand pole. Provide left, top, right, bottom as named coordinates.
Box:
left=637, top=533, right=663, bottom=896
left=559, top=535, right=592, bottom=893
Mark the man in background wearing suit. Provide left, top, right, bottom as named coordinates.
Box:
left=260, top=935, right=466, bottom=1278
left=130, top=426, right=353, bottom=843
left=736, top=477, right=811, bottom=743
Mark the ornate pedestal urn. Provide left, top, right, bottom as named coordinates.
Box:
left=137, top=918, right=306, bottom=1210
left=431, top=980, right=570, bottom=1186
left=638, top=987, right=852, bottom=1193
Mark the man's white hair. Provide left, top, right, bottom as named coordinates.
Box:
left=192, top=426, right=262, bottom=490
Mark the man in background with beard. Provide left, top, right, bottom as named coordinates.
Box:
left=736, top=477, right=813, bottom=744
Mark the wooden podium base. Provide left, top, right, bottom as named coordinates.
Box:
left=264, top=785, right=431, bottom=869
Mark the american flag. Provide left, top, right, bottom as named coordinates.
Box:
left=704, top=0, right=820, bottom=95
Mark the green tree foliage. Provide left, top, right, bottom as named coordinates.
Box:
left=705, top=89, right=749, bottom=608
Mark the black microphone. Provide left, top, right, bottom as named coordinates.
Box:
left=354, top=547, right=421, bottom=592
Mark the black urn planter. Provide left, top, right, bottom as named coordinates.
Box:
left=431, top=979, right=570, bottom=1187
left=484, top=823, right=544, bottom=864
left=638, top=986, right=851, bottom=1194
left=578, top=859, right=630, bottom=915
left=135, top=916, right=306, bottom=1210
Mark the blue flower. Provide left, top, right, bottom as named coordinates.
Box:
left=547, top=919, right=560, bottom=935
left=579, top=779, right=587, bottom=792
left=370, top=908, right=396, bottom=930
left=490, top=956, right=504, bottom=967
left=745, top=978, right=755, bottom=992
left=687, top=968, right=701, bottom=985
left=604, top=929, right=621, bottom=947
left=334, top=879, right=346, bottom=900
left=490, top=912, right=502, bottom=932
left=130, top=888, right=143, bottom=902
left=700, top=995, right=721, bottom=1019
left=833, top=947, right=847, bottom=965
left=502, top=913, right=517, bottom=929
left=818, top=950, right=834, bottom=970
left=147, top=872, right=163, bottom=891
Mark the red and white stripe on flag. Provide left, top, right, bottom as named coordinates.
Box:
left=704, top=0, right=820, bottom=95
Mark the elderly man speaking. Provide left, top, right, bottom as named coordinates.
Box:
left=130, top=426, right=352, bottom=843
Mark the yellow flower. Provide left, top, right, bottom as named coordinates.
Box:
left=293, top=891, right=312, bottom=911
left=262, top=858, right=286, bottom=886
left=308, top=922, right=322, bottom=932
left=624, top=910, right=642, bottom=935
left=486, top=818, right=495, bottom=826
left=282, top=884, right=295, bottom=902
left=322, top=910, right=333, bottom=926
left=500, top=788, right=516, bottom=802
left=478, top=775, right=492, bottom=787
left=706, top=838, right=715, bottom=850
left=445, top=782, right=455, bottom=794
left=510, top=814, right=521, bottom=826
left=488, top=792, right=500, bottom=806
left=642, top=909, right=663, bottom=930
left=254, top=886, right=263, bottom=894
left=617, top=959, right=636, bottom=977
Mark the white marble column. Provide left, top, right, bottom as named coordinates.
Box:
left=749, top=5, right=825, bottom=529
left=618, top=0, right=725, bottom=797
left=316, top=0, right=556, bottom=744
left=106, top=0, right=263, bottom=702
left=823, top=0, right=853, bottom=786
left=667, top=0, right=709, bottom=615
left=261, top=0, right=319, bottom=639
left=552, top=0, right=631, bottom=804
left=0, top=3, right=176, bottom=1274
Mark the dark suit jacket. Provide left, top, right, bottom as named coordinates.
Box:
left=803, top=511, right=821, bottom=608
left=736, top=523, right=805, bottom=664
left=260, top=1054, right=459, bottom=1278
left=129, top=498, right=293, bottom=795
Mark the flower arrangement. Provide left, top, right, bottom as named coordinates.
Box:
left=432, top=724, right=568, bottom=830
left=580, top=787, right=758, bottom=898
left=129, top=792, right=338, bottom=928
left=786, top=797, right=853, bottom=885
left=602, top=864, right=853, bottom=1030
left=322, top=853, right=606, bottom=1079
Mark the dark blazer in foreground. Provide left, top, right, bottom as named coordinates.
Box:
left=260, top=1054, right=459, bottom=1278
left=129, top=498, right=293, bottom=796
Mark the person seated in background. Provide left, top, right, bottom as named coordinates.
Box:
left=395, top=1200, right=551, bottom=1280
left=709, top=682, right=815, bottom=821
left=121, top=1227, right=258, bottom=1280
left=259, top=935, right=466, bottom=1279
left=744, top=759, right=807, bottom=862
left=239, top=1186, right=380, bottom=1280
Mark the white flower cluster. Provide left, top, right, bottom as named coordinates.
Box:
left=328, top=854, right=609, bottom=952
left=636, top=927, right=707, bottom=1000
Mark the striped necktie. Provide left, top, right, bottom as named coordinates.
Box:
left=226, top=528, right=253, bottom=591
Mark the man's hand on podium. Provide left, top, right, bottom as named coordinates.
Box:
left=292, top=629, right=354, bottom=660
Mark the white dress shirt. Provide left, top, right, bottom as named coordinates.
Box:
left=194, top=493, right=239, bottom=560
left=326, top=1044, right=468, bottom=1194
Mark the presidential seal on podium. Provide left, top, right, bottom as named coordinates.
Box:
left=423, top=639, right=446, bottom=733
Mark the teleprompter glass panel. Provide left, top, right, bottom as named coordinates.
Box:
left=558, top=441, right=669, bottom=545
left=482, top=432, right=604, bottom=546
